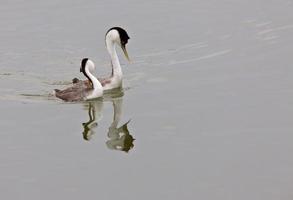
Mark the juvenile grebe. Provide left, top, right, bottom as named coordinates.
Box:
left=73, top=27, right=130, bottom=91
left=54, top=58, right=103, bottom=101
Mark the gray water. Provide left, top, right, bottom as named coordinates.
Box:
left=1, top=0, right=293, bottom=199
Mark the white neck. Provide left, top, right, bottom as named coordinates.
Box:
left=106, top=39, right=123, bottom=79
left=85, top=67, right=103, bottom=99
left=112, top=98, right=123, bottom=128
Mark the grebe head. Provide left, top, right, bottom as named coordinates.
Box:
left=80, top=58, right=95, bottom=73
left=106, top=27, right=130, bottom=61
left=80, top=58, right=95, bottom=84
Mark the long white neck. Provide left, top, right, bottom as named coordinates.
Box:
left=106, top=39, right=123, bottom=79
left=112, top=98, right=123, bottom=128
left=107, top=98, right=123, bottom=140
left=85, top=67, right=103, bottom=99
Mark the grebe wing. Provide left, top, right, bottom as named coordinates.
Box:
left=99, top=77, right=112, bottom=87
left=72, top=77, right=112, bottom=87
left=54, top=82, right=92, bottom=102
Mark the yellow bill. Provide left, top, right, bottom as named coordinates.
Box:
left=121, top=44, right=130, bottom=62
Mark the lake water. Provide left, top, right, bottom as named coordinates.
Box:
left=1, top=0, right=293, bottom=199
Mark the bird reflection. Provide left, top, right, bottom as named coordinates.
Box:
left=106, top=98, right=135, bottom=152
left=82, top=100, right=103, bottom=141
left=81, top=95, right=135, bottom=152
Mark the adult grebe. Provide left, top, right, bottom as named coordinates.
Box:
left=73, top=27, right=130, bottom=91
left=54, top=58, right=103, bottom=101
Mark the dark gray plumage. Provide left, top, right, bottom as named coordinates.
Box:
left=54, top=58, right=95, bottom=102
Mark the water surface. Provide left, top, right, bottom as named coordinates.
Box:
left=0, top=0, right=293, bottom=199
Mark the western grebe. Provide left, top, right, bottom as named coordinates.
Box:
left=73, top=27, right=130, bottom=91
left=54, top=58, right=103, bottom=101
